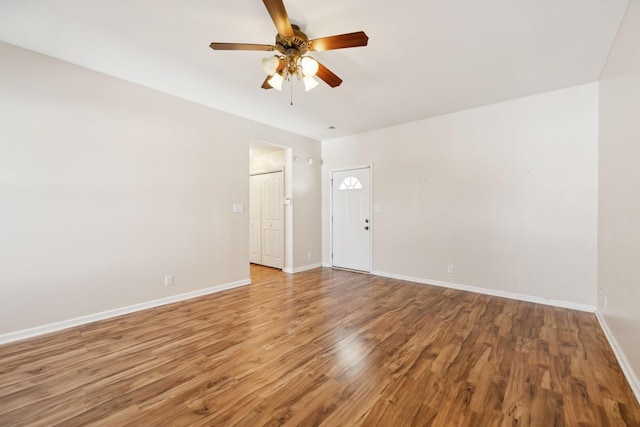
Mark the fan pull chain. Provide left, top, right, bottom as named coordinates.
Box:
left=290, top=78, right=293, bottom=106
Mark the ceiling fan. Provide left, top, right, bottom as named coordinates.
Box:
left=209, top=0, right=369, bottom=91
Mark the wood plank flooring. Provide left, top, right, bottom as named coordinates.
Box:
left=0, top=265, right=639, bottom=426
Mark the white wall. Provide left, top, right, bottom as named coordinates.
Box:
left=0, top=42, right=321, bottom=338
left=322, top=83, right=598, bottom=308
left=598, top=0, right=640, bottom=399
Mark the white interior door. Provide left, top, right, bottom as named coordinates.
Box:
left=261, top=172, right=284, bottom=268
left=249, top=171, right=284, bottom=269
left=249, top=176, right=262, bottom=264
left=331, top=167, right=371, bottom=272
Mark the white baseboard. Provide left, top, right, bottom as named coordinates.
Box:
left=595, top=311, right=640, bottom=404
left=283, top=263, right=323, bottom=274
left=371, top=270, right=596, bottom=313
left=0, top=279, right=251, bottom=345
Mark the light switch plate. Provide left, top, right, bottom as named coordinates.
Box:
left=233, top=204, right=244, bottom=213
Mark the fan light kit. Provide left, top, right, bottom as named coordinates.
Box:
left=261, top=51, right=319, bottom=91
left=210, top=0, right=368, bottom=94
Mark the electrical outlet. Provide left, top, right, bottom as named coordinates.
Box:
left=307, top=251, right=312, bottom=259
left=448, top=265, right=454, bottom=274
left=164, top=275, right=174, bottom=287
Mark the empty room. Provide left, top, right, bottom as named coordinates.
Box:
left=1, top=0, right=639, bottom=425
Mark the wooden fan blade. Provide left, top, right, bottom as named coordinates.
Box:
left=310, top=31, right=369, bottom=51
left=209, top=42, right=275, bottom=51
left=316, top=62, right=343, bottom=87
left=263, top=0, right=294, bottom=37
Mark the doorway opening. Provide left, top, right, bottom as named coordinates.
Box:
left=249, top=140, right=292, bottom=271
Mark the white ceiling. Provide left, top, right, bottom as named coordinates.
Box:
left=0, top=0, right=629, bottom=141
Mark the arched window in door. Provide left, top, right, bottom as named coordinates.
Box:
left=339, top=176, right=362, bottom=190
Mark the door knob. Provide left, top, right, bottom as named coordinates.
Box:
left=365, top=219, right=369, bottom=223
left=364, top=226, right=369, bottom=230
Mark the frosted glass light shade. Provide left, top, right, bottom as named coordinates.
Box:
left=303, top=76, right=319, bottom=91
left=300, top=56, right=319, bottom=77
left=268, top=73, right=284, bottom=90
left=261, top=56, right=280, bottom=75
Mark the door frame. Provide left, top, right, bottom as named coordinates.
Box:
left=330, top=164, right=373, bottom=273
left=249, top=139, right=292, bottom=272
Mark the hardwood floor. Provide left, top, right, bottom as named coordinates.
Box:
left=0, top=265, right=639, bottom=426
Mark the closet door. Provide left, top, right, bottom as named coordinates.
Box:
left=261, top=172, right=284, bottom=268
left=249, top=171, right=284, bottom=269
left=249, top=175, right=262, bottom=264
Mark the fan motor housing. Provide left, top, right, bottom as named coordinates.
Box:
left=275, top=24, right=310, bottom=55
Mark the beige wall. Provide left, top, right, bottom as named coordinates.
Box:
left=291, top=154, right=323, bottom=269
left=322, top=83, right=598, bottom=308
left=598, top=0, right=640, bottom=400
left=0, top=42, right=321, bottom=338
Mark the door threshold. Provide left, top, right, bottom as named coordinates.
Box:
left=331, top=266, right=371, bottom=274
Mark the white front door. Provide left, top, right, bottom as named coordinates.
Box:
left=331, top=167, right=371, bottom=272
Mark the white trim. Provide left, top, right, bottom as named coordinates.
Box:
left=371, top=270, right=596, bottom=313
left=283, top=263, right=323, bottom=274
left=0, top=279, right=250, bottom=345
left=595, top=310, right=640, bottom=404
left=250, top=169, right=283, bottom=176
